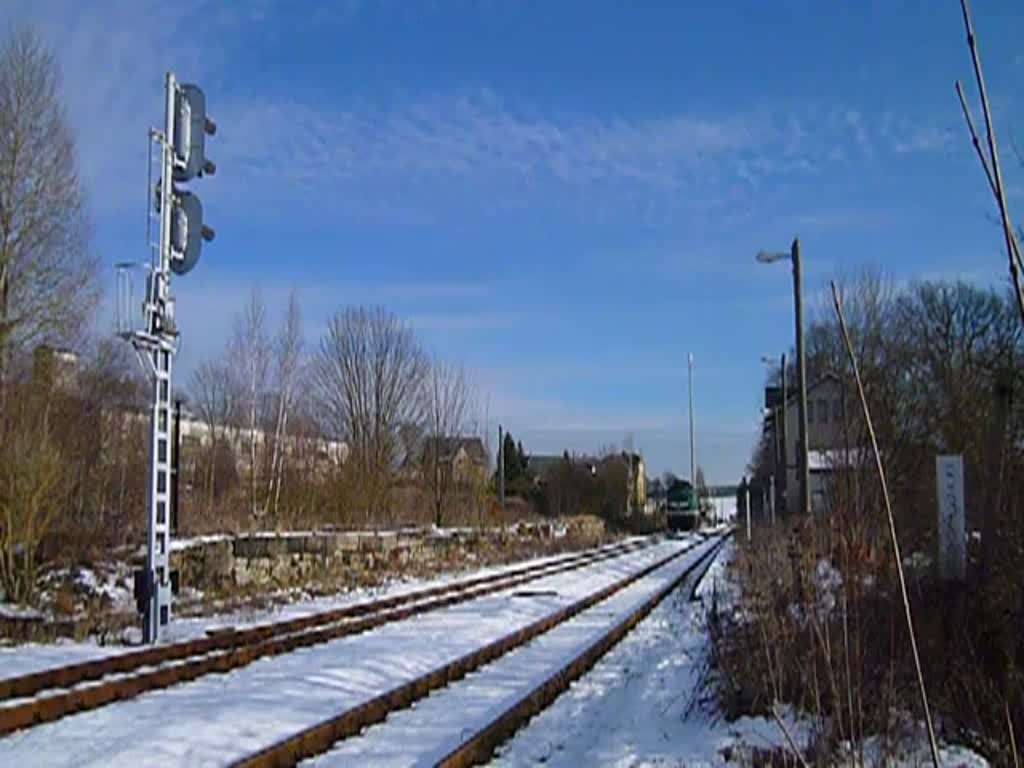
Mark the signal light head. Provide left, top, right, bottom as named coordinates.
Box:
left=169, top=191, right=212, bottom=275
left=172, top=84, right=216, bottom=182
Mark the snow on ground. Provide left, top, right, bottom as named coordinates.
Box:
left=303, top=536, right=722, bottom=767
left=170, top=533, right=231, bottom=552
left=0, top=540, right=642, bottom=680
left=836, top=733, right=991, bottom=768
left=0, top=604, right=44, bottom=620
left=0, top=639, right=139, bottom=679
left=0, top=537, right=693, bottom=768
left=707, top=496, right=737, bottom=524
left=161, top=537, right=646, bottom=644
left=34, top=562, right=137, bottom=616
left=487, top=539, right=989, bottom=768
left=491, top=539, right=813, bottom=767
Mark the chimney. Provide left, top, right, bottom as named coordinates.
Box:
left=32, top=344, right=79, bottom=394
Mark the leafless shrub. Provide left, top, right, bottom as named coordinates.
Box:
left=189, top=358, right=239, bottom=513
left=0, top=388, right=63, bottom=603
left=423, top=361, right=479, bottom=527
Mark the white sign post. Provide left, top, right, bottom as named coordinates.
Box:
left=745, top=486, right=752, bottom=541
left=936, top=455, right=965, bottom=581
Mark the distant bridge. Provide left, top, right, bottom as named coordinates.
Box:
left=704, top=485, right=738, bottom=498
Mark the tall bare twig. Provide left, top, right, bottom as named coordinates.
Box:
left=830, top=281, right=941, bottom=768
left=955, top=81, right=1024, bottom=276
left=956, top=0, right=1024, bottom=326
left=771, top=702, right=811, bottom=768
left=1009, top=700, right=1021, bottom=768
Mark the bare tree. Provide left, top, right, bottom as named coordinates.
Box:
left=467, top=410, right=492, bottom=527
left=229, top=289, right=270, bottom=520
left=424, top=361, right=477, bottom=527
left=0, top=27, right=98, bottom=384
left=266, top=291, right=304, bottom=517
left=313, top=307, right=428, bottom=524
left=190, top=359, right=238, bottom=510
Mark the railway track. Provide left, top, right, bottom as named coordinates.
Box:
left=0, top=537, right=655, bottom=736
left=234, top=530, right=730, bottom=768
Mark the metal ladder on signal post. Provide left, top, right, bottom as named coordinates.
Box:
left=116, top=71, right=216, bottom=643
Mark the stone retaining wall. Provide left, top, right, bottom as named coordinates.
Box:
left=171, top=517, right=607, bottom=595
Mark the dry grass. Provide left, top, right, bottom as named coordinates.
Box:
left=707, top=511, right=1023, bottom=765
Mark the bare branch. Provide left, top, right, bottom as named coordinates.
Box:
left=956, top=80, right=996, bottom=196
left=955, top=80, right=1024, bottom=277
left=1008, top=699, right=1020, bottom=768
left=229, top=289, right=270, bottom=520
left=770, top=703, right=811, bottom=768
left=957, top=0, right=1024, bottom=326
left=267, top=291, right=304, bottom=517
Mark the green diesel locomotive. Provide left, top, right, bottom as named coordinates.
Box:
left=665, top=479, right=700, bottom=531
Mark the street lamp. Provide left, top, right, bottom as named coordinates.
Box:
left=756, top=238, right=810, bottom=517
left=755, top=250, right=785, bottom=265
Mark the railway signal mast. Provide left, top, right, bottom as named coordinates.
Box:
left=119, top=72, right=216, bottom=643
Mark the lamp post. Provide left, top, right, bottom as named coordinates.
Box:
left=498, top=424, right=505, bottom=510
left=777, top=353, right=788, bottom=516
left=757, top=239, right=810, bottom=516
left=687, top=353, right=696, bottom=486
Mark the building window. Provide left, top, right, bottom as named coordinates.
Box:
left=819, top=399, right=829, bottom=424
left=808, top=400, right=814, bottom=423
left=833, top=399, right=842, bottom=423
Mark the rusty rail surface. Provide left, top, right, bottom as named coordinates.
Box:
left=232, top=533, right=725, bottom=768
left=0, top=538, right=652, bottom=736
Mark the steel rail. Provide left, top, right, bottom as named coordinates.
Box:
left=232, top=533, right=726, bottom=768
left=438, top=532, right=731, bottom=767
left=0, top=538, right=652, bottom=736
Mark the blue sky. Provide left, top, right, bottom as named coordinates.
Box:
left=4, top=1, right=1023, bottom=483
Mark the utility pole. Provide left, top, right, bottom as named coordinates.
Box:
left=688, top=353, right=696, bottom=485
left=498, top=424, right=505, bottom=509
left=119, top=72, right=216, bottom=644
left=779, top=352, right=787, bottom=515
left=769, top=411, right=777, bottom=525
left=624, top=434, right=634, bottom=516
left=792, top=239, right=811, bottom=516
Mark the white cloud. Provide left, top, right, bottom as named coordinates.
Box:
left=212, top=93, right=765, bottom=215
left=879, top=112, right=957, bottom=155
left=0, top=0, right=244, bottom=211
left=0, top=1, right=964, bottom=229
